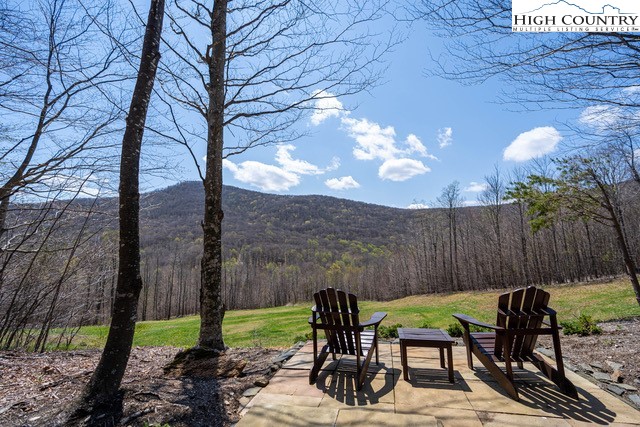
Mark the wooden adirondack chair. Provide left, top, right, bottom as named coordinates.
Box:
left=308, top=287, right=387, bottom=391
left=453, top=286, right=578, bottom=401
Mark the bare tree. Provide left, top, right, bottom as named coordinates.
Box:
left=157, top=0, right=395, bottom=351
left=436, top=181, right=463, bottom=290
left=479, top=166, right=506, bottom=287
left=73, top=0, right=165, bottom=418
left=0, top=0, right=132, bottom=301
left=0, top=0, right=128, bottom=233
left=413, top=0, right=640, bottom=110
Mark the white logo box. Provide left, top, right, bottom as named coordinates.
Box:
left=512, top=0, right=640, bottom=32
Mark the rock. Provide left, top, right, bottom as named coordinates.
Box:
left=294, top=341, right=306, bottom=348
left=270, top=364, right=279, bottom=372
left=607, top=384, right=625, bottom=396
left=617, top=383, right=638, bottom=392
left=242, top=387, right=261, bottom=397
left=564, top=362, right=577, bottom=372
left=579, top=363, right=594, bottom=373
left=271, top=348, right=298, bottom=364
left=536, top=347, right=554, bottom=358
left=238, top=396, right=251, bottom=409
left=611, top=370, right=623, bottom=383
left=254, top=377, right=269, bottom=387
left=592, top=372, right=611, bottom=382
left=628, top=394, right=640, bottom=408
left=590, top=362, right=605, bottom=371
left=606, top=361, right=624, bottom=371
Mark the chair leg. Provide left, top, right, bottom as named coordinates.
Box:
left=374, top=326, right=380, bottom=364
left=357, top=342, right=376, bottom=391
left=309, top=348, right=330, bottom=385
left=471, top=345, right=519, bottom=401
left=463, top=327, right=473, bottom=369
left=503, top=335, right=514, bottom=381
left=530, top=354, right=579, bottom=400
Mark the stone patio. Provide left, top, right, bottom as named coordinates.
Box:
left=236, top=341, right=640, bottom=426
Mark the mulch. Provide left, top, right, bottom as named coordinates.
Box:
left=1, top=318, right=638, bottom=426
left=0, top=346, right=280, bottom=427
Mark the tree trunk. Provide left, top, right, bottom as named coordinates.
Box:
left=606, top=202, right=640, bottom=306
left=79, top=0, right=164, bottom=412
left=198, top=0, right=228, bottom=351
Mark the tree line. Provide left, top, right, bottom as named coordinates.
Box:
left=4, top=167, right=635, bottom=347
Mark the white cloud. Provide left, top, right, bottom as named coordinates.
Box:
left=437, top=127, right=453, bottom=148
left=463, top=200, right=481, bottom=207
left=623, top=86, right=640, bottom=95
left=275, top=144, right=325, bottom=175
left=310, top=90, right=345, bottom=126
left=224, top=144, right=340, bottom=191
left=341, top=117, right=437, bottom=167
left=327, top=157, right=341, bottom=171
left=407, top=203, right=429, bottom=209
left=223, top=159, right=300, bottom=191
left=41, top=174, right=103, bottom=197
left=579, top=105, right=621, bottom=130
left=378, top=158, right=430, bottom=181
left=406, top=134, right=426, bottom=156
left=503, top=127, right=562, bottom=162
left=464, top=181, right=488, bottom=192
left=342, top=117, right=399, bottom=161
left=325, top=176, right=360, bottom=190
left=406, top=134, right=438, bottom=160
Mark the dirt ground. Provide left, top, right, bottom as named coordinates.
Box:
left=0, top=346, right=281, bottom=426
left=0, top=319, right=638, bottom=427
left=538, top=317, right=640, bottom=406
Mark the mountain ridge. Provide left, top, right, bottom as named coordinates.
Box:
left=138, top=181, right=418, bottom=255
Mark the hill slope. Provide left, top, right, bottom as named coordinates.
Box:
left=139, top=182, right=416, bottom=253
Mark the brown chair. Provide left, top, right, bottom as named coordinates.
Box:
left=453, top=286, right=578, bottom=401
left=308, top=287, right=387, bottom=390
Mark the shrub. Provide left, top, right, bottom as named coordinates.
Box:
left=293, top=331, right=313, bottom=343
left=418, top=321, right=434, bottom=329
left=560, top=314, right=602, bottom=336
left=446, top=323, right=464, bottom=337
left=446, top=322, right=491, bottom=337
left=378, top=323, right=403, bottom=339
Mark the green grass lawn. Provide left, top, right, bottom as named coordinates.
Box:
left=67, top=278, right=640, bottom=350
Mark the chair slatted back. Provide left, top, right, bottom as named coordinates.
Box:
left=312, top=288, right=360, bottom=355
left=494, top=286, right=551, bottom=360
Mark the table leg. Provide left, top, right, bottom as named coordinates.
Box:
left=439, top=348, right=445, bottom=369
left=447, top=344, right=454, bottom=383
left=402, top=342, right=409, bottom=381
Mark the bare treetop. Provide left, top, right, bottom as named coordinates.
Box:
left=158, top=0, right=396, bottom=169
left=415, top=0, right=640, bottom=109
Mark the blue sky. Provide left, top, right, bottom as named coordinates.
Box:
left=175, top=23, right=576, bottom=208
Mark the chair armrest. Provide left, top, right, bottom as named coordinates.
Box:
left=360, top=312, right=387, bottom=327
left=539, top=307, right=557, bottom=316
left=308, top=313, right=320, bottom=325
left=452, top=313, right=504, bottom=331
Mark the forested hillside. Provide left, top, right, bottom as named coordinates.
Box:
left=1, top=179, right=637, bottom=350
left=139, top=182, right=413, bottom=254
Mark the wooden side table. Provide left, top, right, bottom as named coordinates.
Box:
left=398, top=328, right=455, bottom=383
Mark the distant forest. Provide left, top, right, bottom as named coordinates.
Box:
left=1, top=178, right=637, bottom=350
